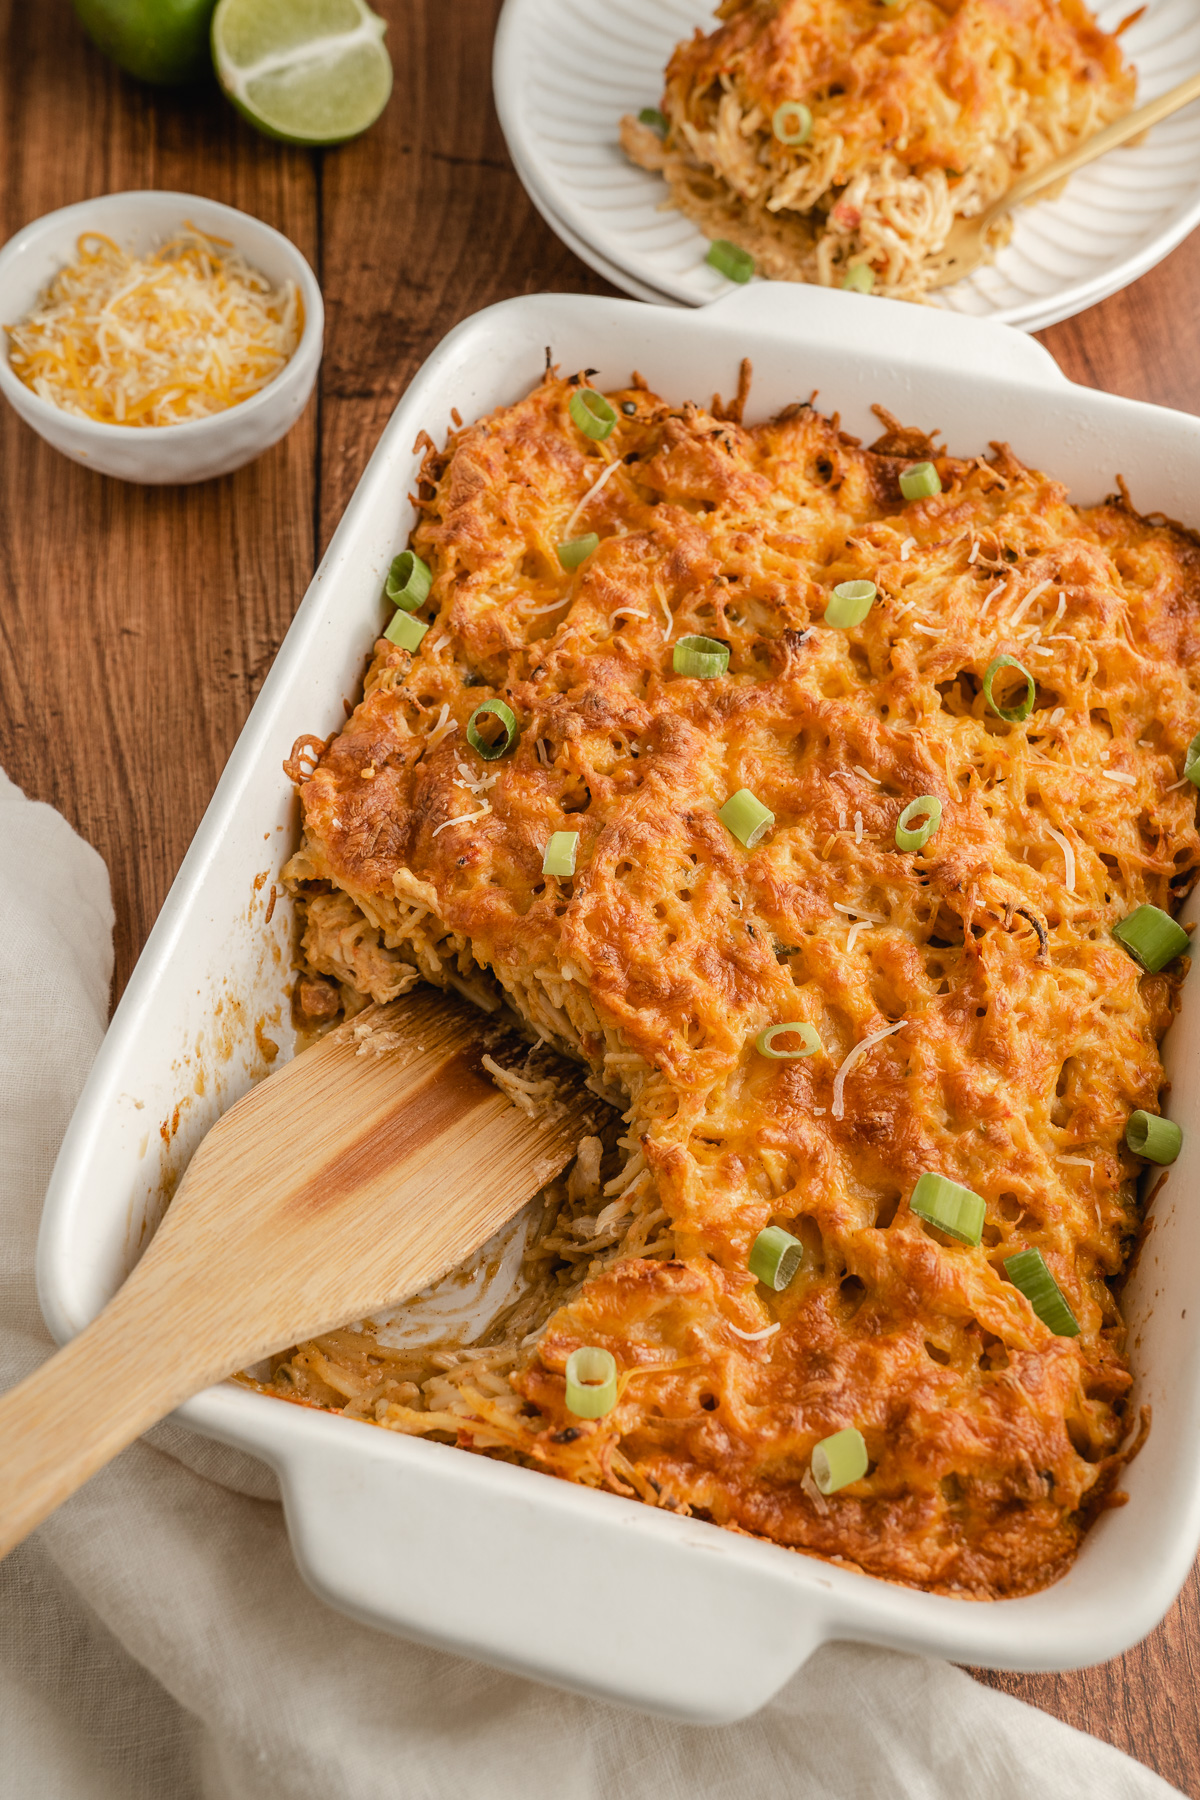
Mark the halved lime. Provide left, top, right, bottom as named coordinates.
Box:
left=211, top=0, right=392, bottom=146
left=72, top=0, right=217, bottom=85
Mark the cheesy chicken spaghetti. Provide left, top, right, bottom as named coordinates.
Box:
left=621, top=0, right=1137, bottom=300
left=263, top=364, right=1199, bottom=1598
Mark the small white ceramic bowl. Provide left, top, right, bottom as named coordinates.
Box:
left=0, top=190, right=323, bottom=484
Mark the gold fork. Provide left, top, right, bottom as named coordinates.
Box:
left=926, top=66, right=1200, bottom=291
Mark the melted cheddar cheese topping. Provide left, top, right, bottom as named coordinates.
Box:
left=274, top=369, right=1200, bottom=1597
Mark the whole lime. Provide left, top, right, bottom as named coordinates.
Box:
left=71, top=0, right=218, bottom=85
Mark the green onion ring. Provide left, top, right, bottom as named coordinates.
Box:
left=812, top=1426, right=869, bottom=1495
left=542, top=831, right=579, bottom=878
left=639, top=106, right=668, bottom=135
left=841, top=264, right=875, bottom=294
left=899, top=461, right=941, bottom=501
left=895, top=795, right=942, bottom=852
left=706, top=239, right=755, bottom=284
left=719, top=787, right=774, bottom=848
left=564, top=1346, right=618, bottom=1418
left=1004, top=1248, right=1079, bottom=1337
left=1126, top=1110, right=1182, bottom=1164
left=983, top=653, right=1035, bottom=723
left=556, top=533, right=599, bottom=571
left=384, top=611, right=428, bottom=653
left=385, top=549, right=432, bottom=613
left=568, top=388, right=617, bottom=441
left=1112, top=903, right=1190, bottom=972
left=466, top=697, right=519, bottom=761
left=755, top=1021, right=820, bottom=1059
left=749, top=1225, right=803, bottom=1290
left=825, top=580, right=876, bottom=628
left=672, top=634, right=730, bottom=677
left=772, top=100, right=812, bottom=146
left=909, top=1172, right=985, bottom=1246
left=1185, top=729, right=1200, bottom=787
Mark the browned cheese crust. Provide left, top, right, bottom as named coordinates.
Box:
left=277, top=368, right=1200, bottom=1597
left=621, top=0, right=1135, bottom=298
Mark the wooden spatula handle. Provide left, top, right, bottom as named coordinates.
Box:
left=0, top=1263, right=224, bottom=1559
left=2, top=993, right=603, bottom=1562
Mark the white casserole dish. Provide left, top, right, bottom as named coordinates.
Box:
left=38, top=284, right=1200, bottom=1724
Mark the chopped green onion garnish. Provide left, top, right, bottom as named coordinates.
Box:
left=385, top=549, right=432, bottom=613
left=749, top=1225, right=803, bottom=1290
left=1126, top=1109, right=1182, bottom=1163
left=384, top=611, right=429, bottom=653
left=719, top=787, right=774, bottom=848
left=1113, top=903, right=1189, bottom=972
left=909, top=1171, right=985, bottom=1246
left=568, top=388, right=617, bottom=441
left=706, top=239, right=755, bottom=283
left=639, top=106, right=668, bottom=135
left=755, top=1021, right=820, bottom=1059
left=564, top=1346, right=618, bottom=1418
left=895, top=795, right=942, bottom=852
left=557, top=533, right=599, bottom=570
left=825, top=579, right=876, bottom=628
left=812, top=1426, right=868, bottom=1495
left=842, top=264, right=874, bottom=294
left=673, top=634, right=730, bottom=677
left=1004, top=1248, right=1079, bottom=1337
left=542, top=830, right=579, bottom=877
left=466, top=697, right=518, bottom=761
left=899, top=461, right=941, bottom=500
left=1185, top=729, right=1200, bottom=786
left=983, top=653, right=1035, bottom=723
left=772, top=100, right=812, bottom=145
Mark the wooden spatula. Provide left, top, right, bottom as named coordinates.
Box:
left=0, top=988, right=607, bottom=1561
left=926, top=66, right=1200, bottom=289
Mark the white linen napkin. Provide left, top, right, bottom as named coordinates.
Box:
left=0, top=766, right=1182, bottom=1800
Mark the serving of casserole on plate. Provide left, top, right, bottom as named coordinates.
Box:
left=620, top=0, right=1137, bottom=301
left=36, top=287, right=1200, bottom=1718
left=493, top=0, right=1200, bottom=327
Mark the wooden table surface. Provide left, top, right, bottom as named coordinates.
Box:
left=2, top=0, right=1199, bottom=1783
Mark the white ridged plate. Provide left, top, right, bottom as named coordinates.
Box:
left=494, top=0, right=1200, bottom=329
left=509, top=135, right=677, bottom=304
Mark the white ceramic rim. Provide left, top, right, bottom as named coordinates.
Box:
left=510, top=136, right=678, bottom=306
left=0, top=190, right=324, bottom=442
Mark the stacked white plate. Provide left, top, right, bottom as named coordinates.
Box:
left=494, top=0, right=1200, bottom=329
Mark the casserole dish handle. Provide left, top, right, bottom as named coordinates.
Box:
left=706, top=283, right=1068, bottom=390
left=256, top=1413, right=837, bottom=1724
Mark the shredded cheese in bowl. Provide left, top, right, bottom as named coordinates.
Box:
left=4, top=225, right=303, bottom=427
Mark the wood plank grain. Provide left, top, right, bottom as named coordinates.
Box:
left=0, top=0, right=318, bottom=999
left=316, top=0, right=615, bottom=549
